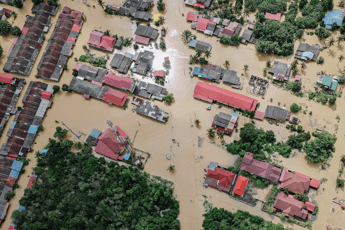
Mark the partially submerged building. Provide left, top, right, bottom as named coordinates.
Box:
left=192, top=66, right=222, bottom=82
left=203, top=162, right=236, bottom=193
left=194, top=81, right=258, bottom=111
left=322, top=9, right=343, bottom=29
left=118, top=0, right=154, bottom=21
left=265, top=12, right=281, bottom=21
left=3, top=4, right=56, bottom=75
left=134, top=25, right=158, bottom=45
left=131, top=97, right=168, bottom=122
left=233, top=175, right=248, bottom=197
left=0, top=74, right=25, bottom=133
left=36, top=7, right=84, bottom=81
left=222, top=70, right=241, bottom=88
left=132, top=81, right=168, bottom=100
left=76, top=64, right=107, bottom=83
left=211, top=112, right=239, bottom=135
left=248, top=75, right=269, bottom=96
left=110, top=53, right=133, bottom=73
left=240, top=154, right=282, bottom=183
left=318, top=75, right=338, bottom=92
left=132, top=50, right=154, bottom=75
left=294, top=43, right=320, bottom=61
left=264, top=105, right=290, bottom=123
left=187, top=39, right=212, bottom=52
left=268, top=61, right=291, bottom=81
left=87, top=31, right=116, bottom=52
left=241, top=29, right=256, bottom=44
left=279, top=169, right=310, bottom=194
left=102, top=72, right=135, bottom=92
left=273, top=192, right=310, bottom=220
left=0, top=7, right=11, bottom=20
left=184, top=0, right=213, bottom=9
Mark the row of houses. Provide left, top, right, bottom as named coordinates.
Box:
left=36, top=6, right=83, bottom=81
left=106, top=0, right=154, bottom=21
left=87, top=31, right=120, bottom=52
left=205, top=154, right=320, bottom=220
left=0, top=74, right=26, bottom=133
left=3, top=4, right=57, bottom=75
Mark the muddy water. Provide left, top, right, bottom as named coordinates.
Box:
left=1, top=0, right=345, bottom=229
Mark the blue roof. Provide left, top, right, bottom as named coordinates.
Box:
left=9, top=121, right=16, bottom=129
left=323, top=9, right=343, bottom=26
left=28, top=125, right=38, bottom=135
left=207, top=104, right=211, bottom=110
left=41, top=149, right=48, bottom=156
left=193, top=67, right=201, bottom=76
left=123, top=153, right=130, bottom=160
left=209, top=162, right=217, bottom=171
left=188, top=39, right=198, bottom=48
left=90, top=129, right=102, bottom=138
left=11, top=160, right=23, bottom=171
left=31, top=174, right=37, bottom=178
left=17, top=205, right=26, bottom=212
left=12, top=108, right=17, bottom=114
left=302, top=51, right=314, bottom=60
left=231, top=112, right=240, bottom=117
left=9, top=170, right=20, bottom=179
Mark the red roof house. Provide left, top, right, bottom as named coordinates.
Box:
left=26, top=175, right=37, bottom=189
left=95, top=128, right=125, bottom=160
left=115, top=125, right=129, bottom=139
left=196, top=18, right=215, bottom=32
left=280, top=169, right=311, bottom=194
left=87, top=31, right=103, bottom=47
left=193, top=2, right=205, bottom=8
left=0, top=73, right=14, bottom=84
left=265, top=12, right=281, bottom=21
left=103, top=88, right=128, bottom=107
left=102, top=72, right=134, bottom=91
left=304, top=201, right=316, bottom=212
left=274, top=192, right=310, bottom=220
left=41, top=91, right=52, bottom=100
left=194, top=81, right=258, bottom=111
left=99, top=36, right=116, bottom=52
left=254, top=111, right=265, bottom=120
left=134, top=35, right=150, bottom=45
left=233, top=175, right=248, bottom=196
left=204, top=162, right=236, bottom=193
left=310, top=178, right=320, bottom=189
left=240, top=154, right=282, bottom=182
left=153, top=71, right=165, bottom=78
left=186, top=11, right=198, bottom=21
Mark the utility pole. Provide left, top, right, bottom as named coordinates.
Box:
left=60, top=120, right=81, bottom=139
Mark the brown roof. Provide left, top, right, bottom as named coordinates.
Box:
left=240, top=154, right=282, bottom=182
left=273, top=192, right=310, bottom=220
left=280, top=169, right=310, bottom=194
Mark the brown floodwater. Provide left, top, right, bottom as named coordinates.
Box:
left=1, top=0, right=345, bottom=229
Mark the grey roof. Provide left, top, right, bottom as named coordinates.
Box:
left=135, top=25, right=158, bottom=40
left=131, top=97, right=168, bottom=122
left=115, top=37, right=123, bottom=47
left=86, top=135, right=99, bottom=146
left=212, top=112, right=231, bottom=128
left=295, top=43, right=320, bottom=61
left=198, top=0, right=213, bottom=8
left=78, top=64, right=99, bottom=80
left=242, top=29, right=256, bottom=43
left=195, top=41, right=212, bottom=52
left=268, top=61, right=291, bottom=80
left=223, top=70, right=240, bottom=85
left=31, top=3, right=58, bottom=16
left=133, top=50, right=154, bottom=75
left=264, top=105, right=289, bottom=123
left=69, top=78, right=103, bottom=98
left=133, top=81, right=168, bottom=100
left=110, top=53, right=132, bottom=73
left=134, top=11, right=152, bottom=21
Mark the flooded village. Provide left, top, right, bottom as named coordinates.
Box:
left=0, top=0, right=345, bottom=229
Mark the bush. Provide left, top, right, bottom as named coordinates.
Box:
left=157, top=0, right=165, bottom=11
left=6, top=192, right=15, bottom=201
left=75, top=142, right=82, bottom=150
left=291, top=81, right=302, bottom=93
left=38, top=124, right=43, bottom=132
left=0, top=20, right=11, bottom=35
left=13, top=183, right=19, bottom=189
left=72, top=69, right=78, bottom=77
left=32, top=0, right=44, bottom=4
left=290, top=103, right=301, bottom=113
left=304, top=130, right=336, bottom=163
left=134, top=44, right=139, bottom=50
left=10, top=26, right=21, bottom=36
left=163, top=93, right=174, bottom=105
left=317, top=57, right=324, bottom=64
left=13, top=0, right=23, bottom=8
left=337, top=178, right=344, bottom=188
left=53, top=85, right=60, bottom=93
left=315, top=27, right=331, bottom=38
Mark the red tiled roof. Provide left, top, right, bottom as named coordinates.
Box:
left=233, top=175, right=248, bottom=196
left=67, top=36, right=75, bottom=43
left=41, top=91, right=52, bottom=100
left=103, top=88, right=128, bottom=107
left=5, top=177, right=16, bottom=187
left=102, top=72, right=134, bottom=90
left=265, top=12, right=281, bottom=21
left=62, top=6, right=71, bottom=14
left=280, top=169, right=311, bottom=194
left=254, top=111, right=265, bottom=120
left=240, top=154, right=282, bottom=182
left=310, top=178, right=320, bottom=189
left=295, top=172, right=310, bottom=180
left=304, top=201, right=315, bottom=212
left=196, top=17, right=215, bottom=32
left=194, top=81, right=258, bottom=111
left=2, top=8, right=11, bottom=17
left=26, top=175, right=37, bottom=189
left=153, top=71, right=165, bottom=78
left=95, top=128, right=125, bottom=160
left=134, top=35, right=150, bottom=45
left=71, top=25, right=81, bottom=32
left=115, top=125, right=129, bottom=139
left=21, top=27, right=29, bottom=34
left=204, top=162, right=236, bottom=193
left=0, top=73, right=14, bottom=84
left=186, top=11, right=197, bottom=21
left=99, top=35, right=116, bottom=51
left=193, top=2, right=205, bottom=8
left=274, top=192, right=310, bottom=219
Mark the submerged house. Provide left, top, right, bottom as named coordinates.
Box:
left=222, top=70, right=241, bottom=88
left=322, top=9, right=343, bottom=29
left=193, top=81, right=258, bottom=111
left=87, top=31, right=116, bottom=52
left=102, top=72, right=135, bottom=92
left=241, top=29, right=256, bottom=44
left=264, top=105, right=290, bottom=123
left=110, top=53, right=133, bottom=73
left=188, top=39, right=212, bottom=51
left=318, top=75, right=338, bottom=92
left=211, top=112, right=239, bottom=134
left=184, top=0, right=213, bottom=9
left=132, top=81, right=168, bottom=100
left=132, top=50, right=154, bottom=75
left=273, top=192, right=310, bottom=220
left=233, top=175, right=248, bottom=197
left=265, top=12, right=281, bottom=21
left=203, top=162, right=236, bottom=193
left=268, top=61, right=291, bottom=82
left=117, top=0, right=153, bottom=21
left=131, top=97, right=168, bottom=122
left=192, top=66, right=222, bottom=82
left=294, top=43, right=320, bottom=61
left=134, top=25, right=158, bottom=45
left=95, top=128, right=128, bottom=160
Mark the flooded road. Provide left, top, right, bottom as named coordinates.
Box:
left=1, top=0, right=345, bottom=229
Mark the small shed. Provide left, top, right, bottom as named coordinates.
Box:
left=154, top=71, right=165, bottom=78
left=123, top=153, right=130, bottom=160
left=295, top=75, right=301, bottom=81
left=254, top=111, right=265, bottom=120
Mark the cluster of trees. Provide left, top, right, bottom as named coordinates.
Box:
left=163, top=93, right=174, bottom=105
left=189, top=48, right=211, bottom=65
left=304, top=130, right=336, bottom=163
left=203, top=208, right=291, bottom=230
left=219, top=34, right=242, bottom=46
left=285, top=2, right=299, bottom=23
left=12, top=137, right=180, bottom=230
left=234, top=0, right=243, bottom=12
left=308, top=90, right=337, bottom=105
left=157, top=0, right=165, bottom=11
left=240, top=170, right=271, bottom=188
left=0, top=45, right=2, bottom=56
left=7, top=0, right=23, bottom=8
left=296, top=3, right=325, bottom=29
left=315, top=27, right=331, bottom=38
left=215, top=4, right=244, bottom=24
left=244, top=0, right=286, bottom=14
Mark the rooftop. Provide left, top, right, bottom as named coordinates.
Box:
left=274, top=192, right=310, bottom=219
left=280, top=169, right=311, bottom=194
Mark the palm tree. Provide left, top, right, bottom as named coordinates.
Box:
left=181, top=30, right=192, bottom=41
left=104, top=29, right=110, bottom=36
left=97, top=0, right=105, bottom=9
left=204, top=50, right=211, bottom=59
left=207, top=128, right=215, bottom=138
left=339, top=55, right=344, bottom=61
left=292, top=68, right=297, bottom=76
left=194, top=119, right=200, bottom=127
left=196, top=48, right=203, bottom=57
left=217, top=131, right=224, bottom=139
left=339, top=0, right=345, bottom=7
left=190, top=55, right=198, bottom=64
left=266, top=59, right=271, bottom=67
left=329, top=38, right=335, bottom=46
left=158, top=16, right=165, bottom=25
left=244, top=64, right=249, bottom=72
left=167, top=165, right=175, bottom=172
left=224, top=60, right=230, bottom=69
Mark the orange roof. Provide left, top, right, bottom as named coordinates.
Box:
left=233, top=175, right=248, bottom=196
left=304, top=201, right=315, bottom=212
left=41, top=91, right=52, bottom=100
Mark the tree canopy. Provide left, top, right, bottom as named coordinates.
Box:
left=12, top=138, right=180, bottom=230
left=304, top=130, right=336, bottom=163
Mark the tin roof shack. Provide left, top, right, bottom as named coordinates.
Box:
left=36, top=7, right=84, bottom=81
left=87, top=31, right=116, bottom=52
left=241, top=29, right=256, bottom=44
left=211, top=112, right=239, bottom=135
left=294, top=43, right=320, bottom=61
left=194, top=81, right=258, bottom=111
left=102, top=72, right=135, bottom=92
left=134, top=25, right=158, bottom=44
left=187, top=39, right=212, bottom=52
left=95, top=128, right=129, bottom=160
left=203, top=162, right=236, bottom=193
left=268, top=61, right=291, bottom=82
left=264, top=105, right=289, bottom=123
left=76, top=64, right=107, bottom=83
left=318, top=75, right=338, bottom=92
left=133, top=81, right=168, bottom=100
left=1, top=81, right=54, bottom=158
left=223, top=70, right=241, bottom=88
left=240, top=154, right=282, bottom=182
left=132, top=50, right=154, bottom=75
left=3, top=4, right=56, bottom=76
left=118, top=0, right=154, bottom=21
left=289, top=117, right=300, bottom=125
left=131, top=97, right=168, bottom=122
left=0, top=7, right=11, bottom=20
left=0, top=75, right=25, bottom=133
left=273, top=192, right=310, bottom=220
left=110, top=53, right=133, bottom=73
left=323, top=9, right=343, bottom=29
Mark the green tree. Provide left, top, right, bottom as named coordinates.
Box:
left=207, top=128, right=216, bottom=138
left=0, top=46, right=2, bottom=56
left=337, top=178, right=344, bottom=187
left=10, top=26, right=21, bottom=36
left=317, top=57, right=324, bottom=64
left=53, top=85, right=60, bottom=93
left=291, top=81, right=302, bottom=93
left=167, top=164, right=175, bottom=172
left=163, top=93, right=174, bottom=105
left=72, top=69, right=78, bottom=77
left=6, top=192, right=15, bottom=201
left=62, top=84, right=71, bottom=92
left=194, top=119, right=200, bottom=127
left=204, top=50, right=211, bottom=59
left=299, top=0, right=308, bottom=9
left=38, top=124, right=43, bottom=132
left=181, top=30, right=192, bottom=41
left=0, top=20, right=11, bottom=35
left=32, top=0, right=44, bottom=4
left=217, top=131, right=224, bottom=139
left=224, top=60, right=230, bottom=69
left=290, top=103, right=301, bottom=113
left=53, top=127, right=68, bottom=140
left=304, top=130, right=337, bottom=163
left=157, top=0, right=165, bottom=11
left=47, top=0, right=59, bottom=6
left=97, top=0, right=105, bottom=9
left=244, top=64, right=249, bottom=72
left=13, top=0, right=23, bottom=8
left=75, top=142, right=82, bottom=150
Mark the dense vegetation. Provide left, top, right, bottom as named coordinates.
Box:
left=304, top=130, right=336, bottom=163
left=11, top=138, right=180, bottom=230
left=244, top=0, right=287, bottom=13
left=203, top=208, right=292, bottom=230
